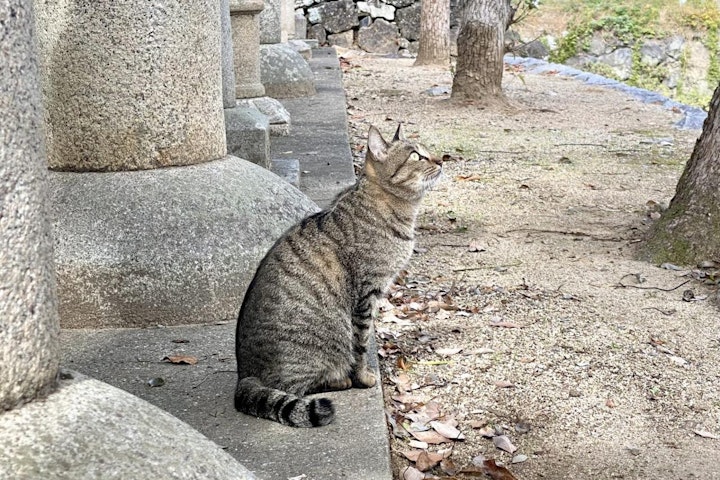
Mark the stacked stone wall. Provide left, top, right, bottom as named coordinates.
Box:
left=296, top=0, right=462, bottom=56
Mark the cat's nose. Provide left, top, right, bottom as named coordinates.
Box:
left=434, top=154, right=447, bottom=166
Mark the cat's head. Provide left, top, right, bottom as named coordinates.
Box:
left=364, top=125, right=443, bottom=201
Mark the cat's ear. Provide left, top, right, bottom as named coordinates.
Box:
left=367, top=125, right=388, bottom=162
left=392, top=123, right=405, bottom=142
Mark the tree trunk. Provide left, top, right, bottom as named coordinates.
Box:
left=451, top=0, right=511, bottom=103
left=641, top=82, right=720, bottom=265
left=414, top=0, right=450, bottom=67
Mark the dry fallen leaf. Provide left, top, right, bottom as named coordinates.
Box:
left=391, top=373, right=412, bottom=385
left=397, top=356, right=409, bottom=371
left=392, top=393, right=426, bottom=404
left=162, top=355, right=198, bottom=365
left=469, top=419, right=489, bottom=429
left=468, top=240, right=486, bottom=252
left=408, top=440, right=429, bottom=449
left=435, top=347, right=463, bottom=356
left=455, top=174, right=484, bottom=182
left=488, top=321, right=524, bottom=328
left=492, top=435, right=518, bottom=454
left=401, top=450, right=423, bottom=462
left=430, top=420, right=465, bottom=440
left=482, top=459, right=518, bottom=480
left=693, top=429, right=720, bottom=439
left=457, top=459, right=517, bottom=480
left=477, top=426, right=496, bottom=438
left=400, top=466, right=424, bottom=480
left=440, top=457, right=459, bottom=476
left=410, top=429, right=452, bottom=444
left=494, top=380, right=515, bottom=389
left=416, top=451, right=440, bottom=471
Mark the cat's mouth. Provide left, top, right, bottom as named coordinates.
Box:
left=423, top=168, right=443, bottom=188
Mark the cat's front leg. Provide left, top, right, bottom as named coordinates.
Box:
left=350, top=294, right=378, bottom=388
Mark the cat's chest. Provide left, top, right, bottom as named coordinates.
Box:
left=362, top=235, right=414, bottom=277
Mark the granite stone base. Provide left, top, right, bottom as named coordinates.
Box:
left=259, top=43, right=316, bottom=98
left=0, top=371, right=256, bottom=480
left=49, top=156, right=318, bottom=328
left=225, top=106, right=271, bottom=168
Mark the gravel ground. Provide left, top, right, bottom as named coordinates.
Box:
left=339, top=50, right=720, bottom=480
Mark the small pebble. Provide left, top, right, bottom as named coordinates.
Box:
left=512, top=454, right=528, bottom=464
left=625, top=446, right=641, bottom=456
left=515, top=422, right=532, bottom=434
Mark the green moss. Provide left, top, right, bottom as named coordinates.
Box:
left=627, top=44, right=670, bottom=92
left=642, top=196, right=720, bottom=266
left=550, top=21, right=593, bottom=63
left=585, top=60, right=620, bottom=79
left=642, top=210, right=695, bottom=265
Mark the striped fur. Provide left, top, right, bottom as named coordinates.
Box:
left=234, top=125, right=442, bottom=427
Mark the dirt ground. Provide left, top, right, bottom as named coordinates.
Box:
left=339, top=51, right=720, bottom=480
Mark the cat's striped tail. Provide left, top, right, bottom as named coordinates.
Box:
left=234, top=377, right=335, bottom=427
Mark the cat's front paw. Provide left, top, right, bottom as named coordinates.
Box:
left=352, top=369, right=377, bottom=388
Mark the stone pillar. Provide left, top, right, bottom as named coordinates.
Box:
left=35, top=2, right=226, bottom=171
left=223, top=0, right=271, bottom=166
left=0, top=0, right=60, bottom=411
left=231, top=0, right=267, bottom=99
left=32, top=1, right=318, bottom=328
left=260, top=0, right=282, bottom=44
left=221, top=0, right=239, bottom=109
left=281, top=0, right=296, bottom=41
left=230, top=0, right=292, bottom=136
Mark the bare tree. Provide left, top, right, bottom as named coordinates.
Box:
left=641, top=83, right=720, bottom=265
left=414, top=0, right=450, bottom=67
left=451, top=0, right=514, bottom=103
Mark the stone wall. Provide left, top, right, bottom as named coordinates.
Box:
left=554, top=31, right=718, bottom=106
left=296, top=0, right=461, bottom=56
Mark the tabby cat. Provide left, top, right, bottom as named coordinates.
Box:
left=234, top=125, right=442, bottom=427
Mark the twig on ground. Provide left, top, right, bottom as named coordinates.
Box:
left=642, top=307, right=677, bottom=316
left=192, top=370, right=236, bottom=389
left=504, top=228, right=625, bottom=242
left=453, top=261, right=523, bottom=272
left=614, top=275, right=692, bottom=292
left=554, top=143, right=608, bottom=148
left=475, top=150, right=526, bottom=154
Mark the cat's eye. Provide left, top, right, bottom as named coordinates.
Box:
left=409, top=151, right=426, bottom=162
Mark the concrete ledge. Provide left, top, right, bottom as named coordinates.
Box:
left=269, top=47, right=356, bottom=208
left=0, top=370, right=255, bottom=480
left=61, top=323, right=393, bottom=480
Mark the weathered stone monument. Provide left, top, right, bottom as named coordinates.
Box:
left=32, top=0, right=317, bottom=328
left=222, top=0, right=273, bottom=166
left=230, top=0, right=294, bottom=138
left=0, top=1, right=260, bottom=477
left=260, top=0, right=316, bottom=98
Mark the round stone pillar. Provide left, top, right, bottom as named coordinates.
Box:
left=0, top=0, right=60, bottom=410
left=221, top=0, right=239, bottom=109
left=231, top=0, right=267, bottom=99
left=34, top=1, right=226, bottom=171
